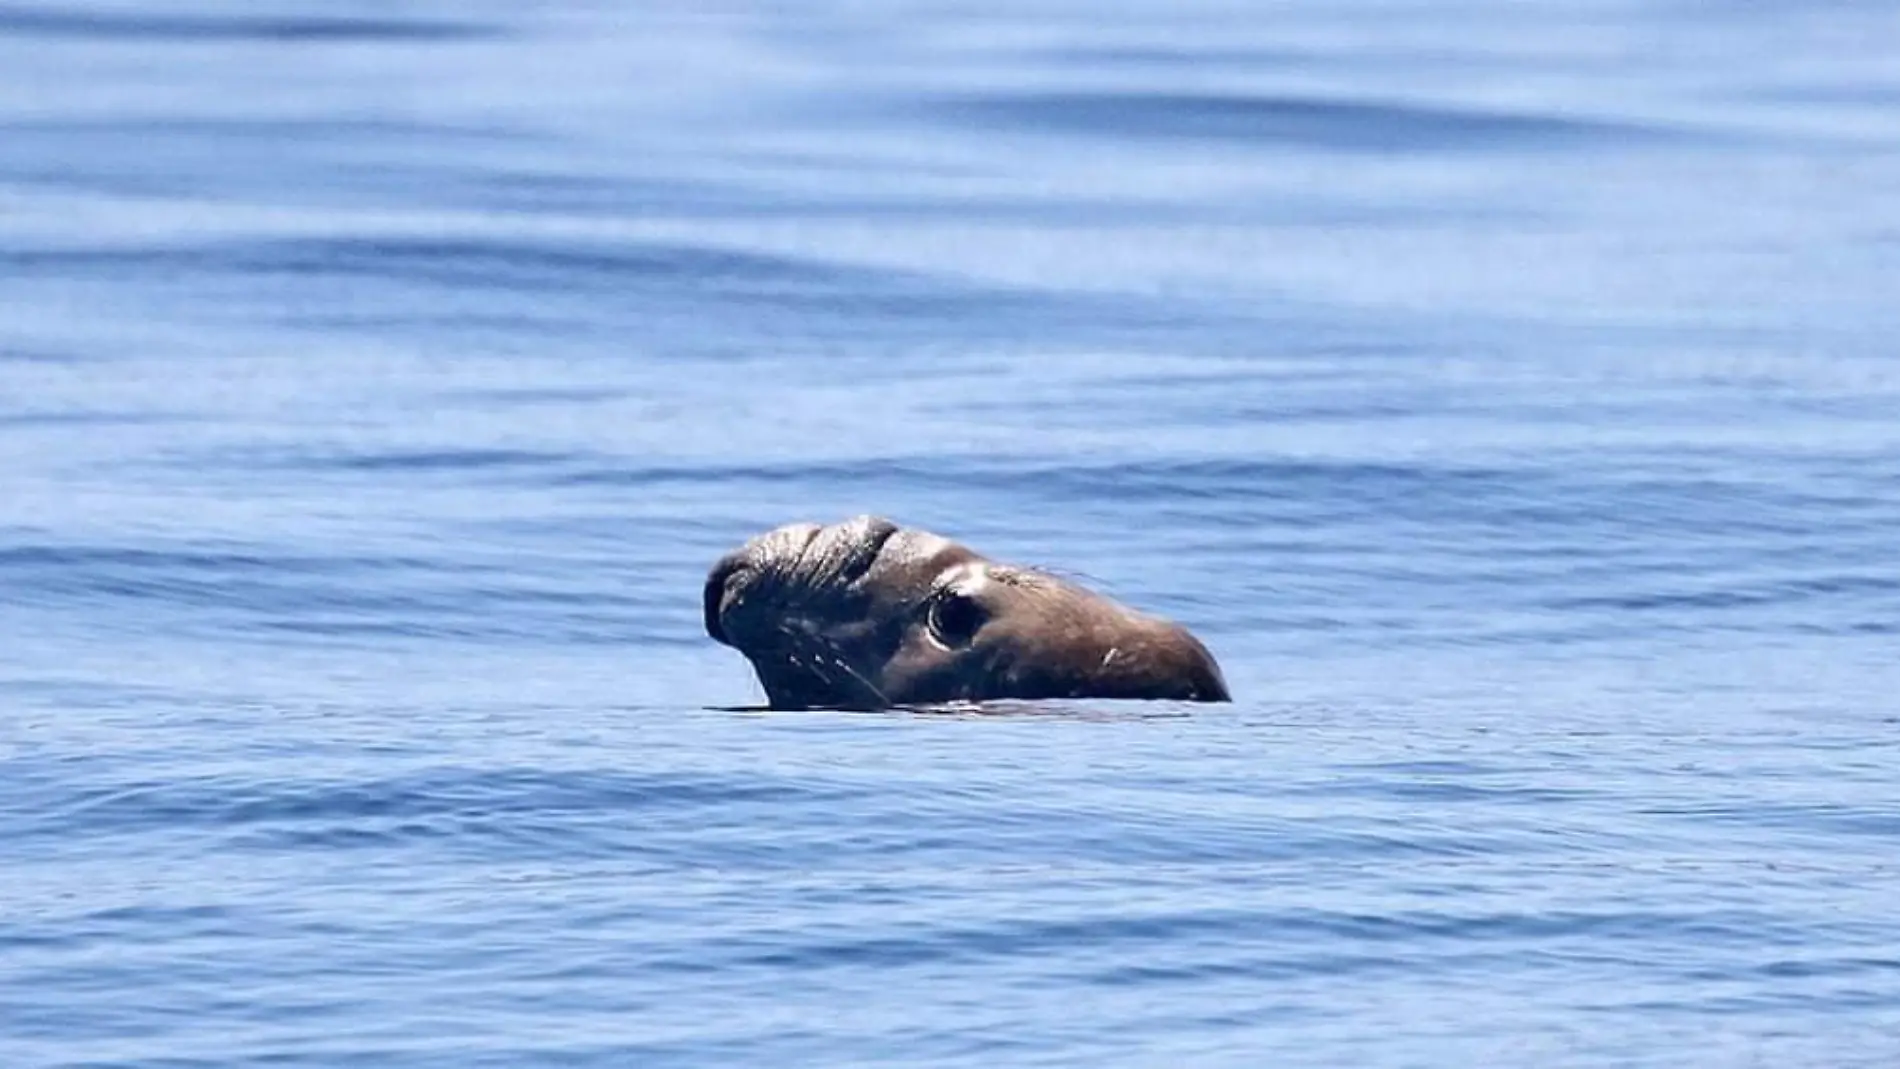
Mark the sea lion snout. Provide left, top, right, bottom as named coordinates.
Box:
left=704, top=516, right=898, bottom=651
left=701, top=551, right=748, bottom=648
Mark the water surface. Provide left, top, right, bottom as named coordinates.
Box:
left=4, top=1, right=1899, bottom=1065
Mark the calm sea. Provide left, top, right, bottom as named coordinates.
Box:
left=4, top=2, right=1899, bottom=1066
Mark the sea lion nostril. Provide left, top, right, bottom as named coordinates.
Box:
left=834, top=516, right=901, bottom=584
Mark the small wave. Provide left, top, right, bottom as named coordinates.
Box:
left=310, top=448, right=581, bottom=474
left=0, top=7, right=497, bottom=43
left=0, top=540, right=667, bottom=643
left=1, top=234, right=1061, bottom=325
left=931, top=90, right=1685, bottom=153
left=18, top=768, right=859, bottom=848
left=1549, top=573, right=1900, bottom=615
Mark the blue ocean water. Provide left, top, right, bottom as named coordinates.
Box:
left=4, top=1, right=1900, bottom=1065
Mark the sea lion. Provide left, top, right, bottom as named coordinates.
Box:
left=704, top=515, right=1229, bottom=709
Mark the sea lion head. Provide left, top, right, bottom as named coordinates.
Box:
left=704, top=515, right=1229, bottom=709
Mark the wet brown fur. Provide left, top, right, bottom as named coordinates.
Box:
left=706, top=516, right=1229, bottom=710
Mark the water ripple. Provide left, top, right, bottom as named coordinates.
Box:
left=0, top=7, right=497, bottom=43
left=933, top=90, right=1690, bottom=152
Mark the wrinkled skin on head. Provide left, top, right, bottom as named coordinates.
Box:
left=704, top=516, right=1230, bottom=710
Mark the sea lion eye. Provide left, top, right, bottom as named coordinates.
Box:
left=928, top=589, right=985, bottom=647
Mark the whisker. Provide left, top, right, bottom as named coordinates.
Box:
left=825, top=651, right=890, bottom=707
left=771, top=618, right=887, bottom=708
